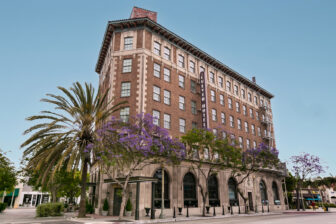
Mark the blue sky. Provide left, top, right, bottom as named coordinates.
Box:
left=0, top=0, right=335, bottom=175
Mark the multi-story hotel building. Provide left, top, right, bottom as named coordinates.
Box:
left=90, top=7, right=286, bottom=217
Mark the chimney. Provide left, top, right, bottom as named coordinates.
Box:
left=252, top=76, right=256, bottom=83
left=130, top=7, right=157, bottom=22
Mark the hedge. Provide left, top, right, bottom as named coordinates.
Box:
left=36, top=203, right=64, bottom=217
left=0, top=203, right=6, bottom=213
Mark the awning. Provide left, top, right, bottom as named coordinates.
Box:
left=0, top=188, right=19, bottom=197
left=104, top=176, right=158, bottom=184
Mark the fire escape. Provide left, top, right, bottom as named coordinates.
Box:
left=260, top=104, right=274, bottom=149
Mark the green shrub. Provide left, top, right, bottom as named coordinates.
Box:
left=125, top=198, right=132, bottom=211
left=0, top=203, right=6, bottom=213
left=103, top=198, right=109, bottom=211
left=86, top=200, right=94, bottom=214
left=36, top=203, right=64, bottom=217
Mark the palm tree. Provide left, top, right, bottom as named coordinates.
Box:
left=21, top=82, right=126, bottom=217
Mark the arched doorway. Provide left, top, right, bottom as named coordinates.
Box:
left=208, top=174, right=220, bottom=206
left=183, top=172, right=198, bottom=207
left=153, top=169, right=170, bottom=208
left=228, top=177, right=239, bottom=206
left=259, top=180, right=268, bottom=205
left=272, top=181, right=280, bottom=205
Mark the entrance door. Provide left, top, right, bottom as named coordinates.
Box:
left=112, top=188, right=122, bottom=216
left=248, top=192, right=254, bottom=211
left=36, top=195, right=41, bottom=207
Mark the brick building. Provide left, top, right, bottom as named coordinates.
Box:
left=90, top=7, right=286, bottom=217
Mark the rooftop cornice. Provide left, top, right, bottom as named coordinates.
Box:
left=95, top=17, right=274, bottom=98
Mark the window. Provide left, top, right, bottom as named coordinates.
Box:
left=153, top=110, right=160, bottom=126
left=164, top=114, right=171, bottom=129
left=230, top=116, right=234, bottom=127
left=243, top=105, right=247, bottom=115
left=260, top=99, right=264, bottom=106
left=120, top=107, right=130, bottom=122
left=246, top=139, right=250, bottom=149
left=153, top=86, right=160, bottom=102
left=241, top=89, right=245, bottom=99
left=209, top=72, right=215, bottom=83
left=210, top=90, right=216, bottom=102
left=154, top=41, right=161, bottom=55
left=248, top=92, right=252, bottom=102
left=236, top=102, right=240, bottom=112
left=213, top=129, right=217, bottom=137
left=164, top=90, right=171, bottom=105
left=272, top=182, right=280, bottom=205
left=121, top=82, right=131, bottom=97
left=226, top=81, right=231, bottom=92
left=256, top=111, right=259, bottom=120
left=249, top=108, right=254, bottom=118
left=228, top=178, right=239, bottom=206
left=122, top=59, right=132, bottom=73
left=258, top=127, right=261, bottom=136
left=260, top=181, right=268, bottom=205
left=218, top=76, right=223, bottom=88
left=245, top=122, right=249, bottom=133
left=230, top=134, right=235, bottom=145
left=221, top=112, right=225, bottom=124
left=179, top=75, right=185, bottom=88
left=220, top=94, right=224, bottom=105
left=200, top=66, right=205, bottom=73
left=192, top=121, right=197, bottom=129
left=189, top=61, right=195, bottom=73
left=164, top=68, right=170, bottom=82
left=234, top=85, right=239, bottom=95
left=212, top=109, right=217, bottom=121
left=208, top=175, right=220, bottom=207
left=153, top=169, right=170, bottom=208
left=253, top=141, right=257, bottom=148
left=179, top=96, right=185, bottom=110
left=154, top=63, right=161, bottom=78
left=204, top=148, right=209, bottom=159
left=237, top=119, right=241, bottom=130
left=178, top=54, right=185, bottom=68
left=222, top=131, right=227, bottom=139
left=228, top=98, right=232, bottom=109
left=191, top=101, right=197, bottom=115
left=163, top=47, right=170, bottom=60
left=183, top=173, right=197, bottom=207
left=238, top=137, right=243, bottom=148
left=190, top=80, right=196, bottom=93
left=251, top=124, right=255, bottom=135
left=124, top=37, right=133, bottom=50
left=254, top=96, right=258, bottom=105
left=179, top=118, right=186, bottom=133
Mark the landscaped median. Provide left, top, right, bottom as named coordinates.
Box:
left=36, top=202, right=64, bottom=217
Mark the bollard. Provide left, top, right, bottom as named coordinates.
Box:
left=262, top=204, right=264, bottom=213
left=222, top=204, right=225, bottom=215
left=173, top=206, right=176, bottom=218
left=178, top=207, right=182, bottom=215
left=255, top=203, right=258, bottom=213
left=268, top=204, right=270, bottom=213
left=213, top=206, right=216, bottom=216
left=238, top=205, right=241, bottom=214
left=186, top=204, right=189, bottom=217
left=231, top=205, right=233, bottom=215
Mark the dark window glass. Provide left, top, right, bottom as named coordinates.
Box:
left=183, top=173, right=198, bottom=207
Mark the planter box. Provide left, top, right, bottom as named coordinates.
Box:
left=102, top=210, right=108, bottom=216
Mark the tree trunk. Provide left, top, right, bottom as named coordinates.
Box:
left=202, top=195, right=206, bottom=216
left=52, top=188, right=57, bottom=203
left=118, top=186, right=128, bottom=220
left=78, top=158, right=88, bottom=217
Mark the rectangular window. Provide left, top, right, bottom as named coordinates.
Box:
left=250, top=108, right=254, bottom=118
left=251, top=124, right=255, bottom=135
left=192, top=121, right=197, bottom=129
left=164, top=114, right=171, bottom=129
left=230, top=116, right=234, bottom=127
left=209, top=72, right=215, bottom=83
left=154, top=63, right=161, bottom=78
left=121, top=82, right=131, bottom=97
left=256, top=111, right=259, bottom=120
left=154, top=41, right=161, bottom=55
left=253, top=141, right=257, bottom=148
left=212, top=109, right=217, bottom=121
left=228, top=98, right=232, bottom=109
left=178, top=54, right=185, bottom=68
left=152, top=110, right=160, bottom=126
left=258, top=127, right=261, bottom=136
left=213, top=129, right=217, bottom=137
left=179, top=75, right=185, bottom=88
left=163, top=47, right=170, bottom=60
left=245, top=122, right=249, bottom=133
left=210, top=90, right=216, bottom=102
left=248, top=93, right=252, bottom=102
left=163, top=68, right=170, bottom=82
left=241, top=89, right=245, bottom=99
left=243, top=105, right=247, bottom=115
left=120, top=107, right=130, bottom=122
left=236, top=102, right=240, bottom=112
left=190, top=80, right=196, bottom=93
left=239, top=137, right=243, bottom=148
left=254, top=96, right=258, bottom=105
left=246, top=139, right=250, bottom=149
left=218, top=76, right=223, bottom=88
left=179, top=118, right=186, bottom=133
left=226, top=81, right=231, bottom=92
left=234, top=85, right=239, bottom=95
left=191, top=100, right=197, bottom=115
left=122, top=59, right=132, bottom=73
left=260, top=99, right=264, bottom=106
left=237, top=119, right=241, bottom=130
left=220, top=94, right=224, bottom=105
left=221, top=112, right=226, bottom=124
left=222, top=131, right=227, bottom=139
left=124, top=37, right=133, bottom=50
left=179, top=96, right=185, bottom=110
left=153, top=86, right=160, bottom=102
left=163, top=90, right=171, bottom=105
left=189, top=61, right=195, bottom=73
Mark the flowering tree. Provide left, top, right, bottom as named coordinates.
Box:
left=230, top=143, right=280, bottom=212
left=94, top=113, right=185, bottom=219
left=181, top=128, right=241, bottom=216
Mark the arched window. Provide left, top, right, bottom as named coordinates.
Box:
left=272, top=182, right=280, bottom=205
left=208, top=174, right=220, bottom=206
left=228, top=178, right=239, bottom=206
left=153, top=169, right=170, bottom=208
left=183, top=172, right=198, bottom=207
left=259, top=180, right=268, bottom=205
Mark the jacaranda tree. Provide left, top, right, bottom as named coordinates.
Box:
left=21, top=82, right=126, bottom=217
left=94, top=113, right=185, bottom=219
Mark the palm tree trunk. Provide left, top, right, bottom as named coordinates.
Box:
left=78, top=158, right=88, bottom=217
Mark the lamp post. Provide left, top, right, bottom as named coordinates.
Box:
left=159, top=168, right=165, bottom=219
